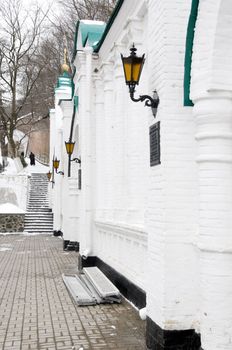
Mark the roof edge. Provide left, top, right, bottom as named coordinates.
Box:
left=183, top=0, right=199, bottom=106
left=72, top=21, right=80, bottom=62
left=94, top=0, right=124, bottom=53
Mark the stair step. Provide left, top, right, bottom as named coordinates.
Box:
left=25, top=227, right=53, bottom=230
left=25, top=227, right=53, bottom=229
left=27, top=205, right=50, bottom=208
left=25, top=213, right=53, bottom=216
left=25, top=223, right=53, bottom=226
left=25, top=221, right=53, bottom=224
left=25, top=215, right=52, bottom=218
left=25, top=230, right=53, bottom=233
left=24, top=224, right=53, bottom=227
left=26, top=208, right=52, bottom=211
left=24, top=221, right=53, bottom=224
left=28, top=200, right=49, bottom=202
left=25, top=173, right=53, bottom=235
left=28, top=199, right=48, bottom=201
left=25, top=216, right=53, bottom=219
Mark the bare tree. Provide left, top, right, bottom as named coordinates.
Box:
left=52, top=0, right=117, bottom=59
left=0, top=0, right=50, bottom=157
left=59, top=0, right=117, bottom=22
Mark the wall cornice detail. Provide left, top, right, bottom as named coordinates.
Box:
left=94, top=220, right=147, bottom=243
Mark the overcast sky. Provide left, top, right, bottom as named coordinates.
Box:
left=22, top=0, right=60, bottom=15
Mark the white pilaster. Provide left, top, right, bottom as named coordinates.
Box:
left=93, top=76, right=105, bottom=221
left=102, top=61, right=114, bottom=221
left=193, top=92, right=232, bottom=350
left=146, top=0, right=198, bottom=332
left=78, top=47, right=95, bottom=255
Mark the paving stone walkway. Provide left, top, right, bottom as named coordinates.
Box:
left=0, top=234, right=146, bottom=350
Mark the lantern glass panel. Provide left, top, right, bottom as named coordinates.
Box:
left=53, top=159, right=60, bottom=170
left=122, top=58, right=132, bottom=83
left=121, top=54, right=145, bottom=85
left=132, top=59, right=144, bottom=83
left=65, top=141, right=75, bottom=155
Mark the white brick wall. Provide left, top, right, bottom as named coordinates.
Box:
left=191, top=0, right=232, bottom=348
left=73, top=0, right=199, bottom=327
left=90, top=2, right=150, bottom=289
left=147, top=0, right=198, bottom=330
left=191, top=0, right=232, bottom=95
left=51, top=1, right=232, bottom=347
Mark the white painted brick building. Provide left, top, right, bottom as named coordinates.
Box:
left=49, top=0, right=232, bottom=349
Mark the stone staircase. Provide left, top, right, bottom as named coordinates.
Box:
left=24, top=173, right=53, bottom=234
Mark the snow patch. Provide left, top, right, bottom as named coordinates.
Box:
left=0, top=203, right=25, bottom=214
left=81, top=19, right=105, bottom=26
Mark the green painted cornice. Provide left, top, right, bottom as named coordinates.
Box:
left=72, top=21, right=80, bottom=62
left=183, top=0, right=199, bottom=106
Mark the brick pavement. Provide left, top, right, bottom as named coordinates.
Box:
left=0, top=234, right=146, bottom=350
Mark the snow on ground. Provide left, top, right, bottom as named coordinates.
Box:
left=1, top=158, right=18, bottom=175
left=0, top=203, right=25, bottom=213
left=22, top=158, right=49, bottom=175
left=0, top=157, right=49, bottom=234
left=1, top=157, right=49, bottom=176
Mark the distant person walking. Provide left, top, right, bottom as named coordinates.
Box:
left=29, top=152, right=35, bottom=165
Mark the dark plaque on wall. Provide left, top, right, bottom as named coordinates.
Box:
left=149, top=121, right=160, bottom=166
left=78, top=169, right=81, bottom=190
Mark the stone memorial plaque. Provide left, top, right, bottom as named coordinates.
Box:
left=78, top=169, right=82, bottom=190
left=149, top=122, right=160, bottom=166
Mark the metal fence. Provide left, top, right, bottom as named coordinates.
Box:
left=34, top=154, right=49, bottom=166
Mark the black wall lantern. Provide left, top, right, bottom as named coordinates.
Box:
left=47, top=170, right=52, bottom=181
left=47, top=170, right=55, bottom=187
left=53, top=157, right=64, bottom=175
left=121, top=44, right=159, bottom=118
left=65, top=141, right=81, bottom=178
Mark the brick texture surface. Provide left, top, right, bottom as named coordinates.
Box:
left=0, top=234, right=146, bottom=350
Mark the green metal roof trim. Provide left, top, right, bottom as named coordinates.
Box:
left=74, top=95, right=79, bottom=111
left=72, top=0, right=124, bottom=57
left=72, top=21, right=80, bottom=62
left=72, top=20, right=106, bottom=60
left=94, top=0, right=124, bottom=53
left=81, top=21, right=106, bottom=47
left=183, top=0, right=199, bottom=106
left=86, top=31, right=105, bottom=47
left=56, top=72, right=72, bottom=90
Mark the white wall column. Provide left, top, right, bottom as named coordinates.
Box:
left=193, top=93, right=232, bottom=350
left=112, top=48, right=127, bottom=223
left=79, top=48, right=94, bottom=255
left=102, top=62, right=114, bottom=221
left=48, top=109, right=55, bottom=209
left=94, top=76, right=105, bottom=221
left=146, top=0, right=199, bottom=347
left=53, top=128, right=63, bottom=231
left=60, top=101, right=80, bottom=242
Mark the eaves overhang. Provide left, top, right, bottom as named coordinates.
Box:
left=94, top=0, right=124, bottom=53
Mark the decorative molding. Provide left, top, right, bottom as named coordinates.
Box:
left=196, top=155, right=232, bottom=163
left=94, top=220, right=147, bottom=243
left=195, top=131, right=232, bottom=141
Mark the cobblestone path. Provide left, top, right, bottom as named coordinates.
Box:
left=0, top=234, right=146, bottom=350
